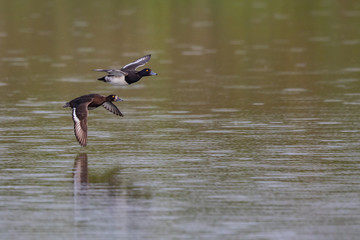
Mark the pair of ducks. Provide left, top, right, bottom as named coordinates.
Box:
left=64, top=55, right=157, bottom=147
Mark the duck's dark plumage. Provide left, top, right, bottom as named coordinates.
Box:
left=63, top=94, right=123, bottom=147
left=94, top=54, right=157, bottom=85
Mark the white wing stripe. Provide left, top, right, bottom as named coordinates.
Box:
left=122, top=55, right=148, bottom=69
left=72, top=108, right=80, bottom=123
left=72, top=107, right=87, bottom=146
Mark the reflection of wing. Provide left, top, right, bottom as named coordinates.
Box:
left=72, top=105, right=88, bottom=147
left=73, top=153, right=88, bottom=184
left=102, top=102, right=123, bottom=116
left=73, top=153, right=88, bottom=194
left=121, top=54, right=151, bottom=71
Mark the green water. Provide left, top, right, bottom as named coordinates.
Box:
left=1, top=1, right=360, bottom=239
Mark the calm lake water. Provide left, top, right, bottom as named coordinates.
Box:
left=1, top=1, right=360, bottom=239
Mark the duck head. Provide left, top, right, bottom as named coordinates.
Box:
left=138, top=68, right=158, bottom=77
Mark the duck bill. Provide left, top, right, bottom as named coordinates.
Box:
left=150, top=71, right=158, bottom=76
left=115, top=97, right=124, bottom=102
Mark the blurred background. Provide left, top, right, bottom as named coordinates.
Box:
left=0, top=0, right=360, bottom=239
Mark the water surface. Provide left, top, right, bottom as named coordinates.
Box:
left=1, top=1, right=360, bottom=239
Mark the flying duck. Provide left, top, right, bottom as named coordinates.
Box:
left=94, top=54, right=157, bottom=85
left=63, top=94, right=123, bottom=147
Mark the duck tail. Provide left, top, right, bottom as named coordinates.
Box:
left=98, top=76, right=109, bottom=82
left=63, top=102, right=70, bottom=108
left=97, top=76, right=106, bottom=82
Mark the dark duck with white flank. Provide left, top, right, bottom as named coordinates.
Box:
left=94, top=54, right=157, bottom=86
left=63, top=94, right=123, bottom=147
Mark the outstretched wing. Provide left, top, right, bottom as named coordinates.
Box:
left=121, top=54, right=151, bottom=71
left=72, top=104, right=88, bottom=147
left=93, top=69, right=128, bottom=76
left=102, top=102, right=123, bottom=116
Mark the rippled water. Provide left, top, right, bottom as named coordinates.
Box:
left=1, top=1, right=360, bottom=239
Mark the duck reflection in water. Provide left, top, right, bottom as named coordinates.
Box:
left=72, top=153, right=153, bottom=236
left=72, top=153, right=152, bottom=198
left=73, top=153, right=88, bottom=195
left=73, top=153, right=123, bottom=196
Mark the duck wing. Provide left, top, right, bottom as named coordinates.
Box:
left=102, top=102, right=123, bottom=116
left=93, top=69, right=128, bottom=76
left=72, top=103, right=89, bottom=147
left=121, top=54, right=151, bottom=71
